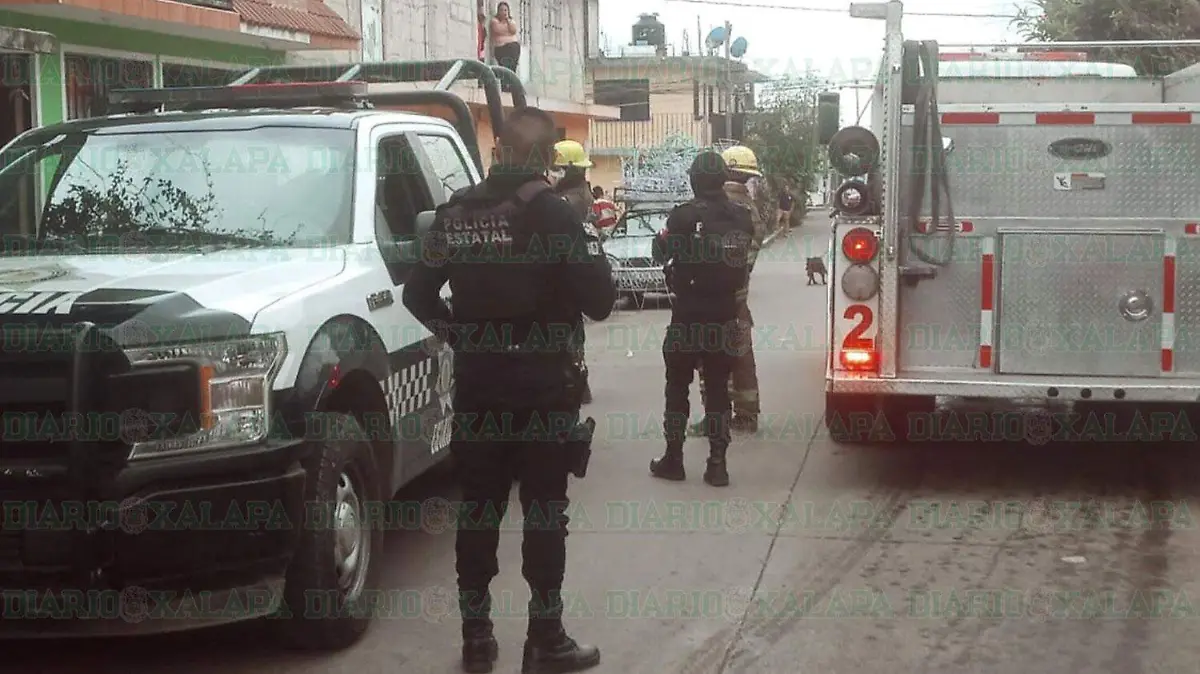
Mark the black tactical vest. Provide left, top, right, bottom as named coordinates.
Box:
left=433, top=179, right=561, bottom=349
left=672, top=199, right=753, bottom=302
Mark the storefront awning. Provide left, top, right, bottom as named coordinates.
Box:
left=0, top=26, right=56, bottom=54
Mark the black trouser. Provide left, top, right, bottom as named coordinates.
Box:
left=494, top=42, right=521, bottom=72
left=570, top=324, right=588, bottom=388
left=663, top=318, right=735, bottom=452
left=453, top=406, right=574, bottom=640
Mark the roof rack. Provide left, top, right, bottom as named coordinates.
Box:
left=104, top=59, right=526, bottom=173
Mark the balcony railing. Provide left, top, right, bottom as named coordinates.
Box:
left=589, top=113, right=711, bottom=155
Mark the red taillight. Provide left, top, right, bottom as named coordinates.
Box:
left=842, top=228, right=878, bottom=263
left=840, top=348, right=877, bottom=371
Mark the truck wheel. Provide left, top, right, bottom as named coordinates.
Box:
left=825, top=392, right=934, bottom=444
left=275, top=412, right=384, bottom=651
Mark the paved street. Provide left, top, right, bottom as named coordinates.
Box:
left=13, top=210, right=1200, bottom=673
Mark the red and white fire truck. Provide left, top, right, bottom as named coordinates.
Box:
left=822, top=0, right=1200, bottom=442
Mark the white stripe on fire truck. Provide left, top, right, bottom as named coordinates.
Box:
left=1164, top=237, right=1177, bottom=372
left=937, top=111, right=1198, bottom=125
left=980, top=237, right=995, bottom=369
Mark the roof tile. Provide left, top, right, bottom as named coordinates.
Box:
left=232, top=0, right=360, bottom=40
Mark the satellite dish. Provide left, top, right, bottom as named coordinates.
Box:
left=730, top=36, right=748, bottom=58
left=705, top=26, right=727, bottom=49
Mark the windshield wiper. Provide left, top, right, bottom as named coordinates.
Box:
left=0, top=233, right=88, bottom=255
left=121, top=228, right=275, bottom=251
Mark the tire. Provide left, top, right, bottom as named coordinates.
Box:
left=275, top=412, right=385, bottom=651
left=825, top=392, right=935, bottom=444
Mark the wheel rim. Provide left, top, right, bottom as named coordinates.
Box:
left=333, top=470, right=370, bottom=602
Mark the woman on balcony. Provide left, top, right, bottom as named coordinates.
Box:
left=490, top=2, right=520, bottom=73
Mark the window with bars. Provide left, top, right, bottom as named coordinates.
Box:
left=544, top=4, right=563, bottom=48
left=65, top=54, right=153, bottom=120
left=518, top=0, right=532, bottom=41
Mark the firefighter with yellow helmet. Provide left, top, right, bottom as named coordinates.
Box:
left=550, top=138, right=596, bottom=403
left=550, top=139, right=595, bottom=222
left=697, top=144, right=763, bottom=432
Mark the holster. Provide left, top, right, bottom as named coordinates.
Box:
left=562, top=416, right=597, bottom=479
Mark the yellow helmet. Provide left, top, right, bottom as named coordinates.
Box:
left=721, top=145, right=761, bottom=177
left=553, top=140, right=593, bottom=168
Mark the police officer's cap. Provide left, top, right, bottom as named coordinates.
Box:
left=689, top=150, right=728, bottom=192
left=689, top=151, right=728, bottom=179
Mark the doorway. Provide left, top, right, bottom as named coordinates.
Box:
left=0, top=53, right=33, bottom=147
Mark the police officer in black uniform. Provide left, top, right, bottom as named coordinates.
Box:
left=649, top=151, right=754, bottom=487
left=403, top=106, right=614, bottom=674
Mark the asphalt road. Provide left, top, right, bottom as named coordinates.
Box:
left=13, top=210, right=1200, bottom=673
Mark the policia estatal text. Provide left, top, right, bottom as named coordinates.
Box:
left=403, top=107, right=614, bottom=674
left=649, top=151, right=755, bottom=487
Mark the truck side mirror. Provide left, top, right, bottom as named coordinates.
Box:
left=817, top=92, right=841, bottom=146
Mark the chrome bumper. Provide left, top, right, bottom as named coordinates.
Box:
left=827, top=370, right=1200, bottom=403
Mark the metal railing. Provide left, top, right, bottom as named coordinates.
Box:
left=589, top=113, right=710, bottom=154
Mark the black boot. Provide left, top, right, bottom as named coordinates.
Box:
left=461, top=592, right=498, bottom=673
left=731, top=415, right=758, bottom=433
left=522, top=631, right=601, bottom=673
left=704, top=444, right=730, bottom=487
left=650, top=444, right=686, bottom=481
left=523, top=595, right=600, bottom=674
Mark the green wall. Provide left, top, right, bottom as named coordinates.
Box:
left=0, top=10, right=286, bottom=126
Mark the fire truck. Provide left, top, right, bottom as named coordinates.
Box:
left=821, top=0, right=1200, bottom=442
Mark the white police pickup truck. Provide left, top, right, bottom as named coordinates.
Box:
left=0, top=60, right=518, bottom=649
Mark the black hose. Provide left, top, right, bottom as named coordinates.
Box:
left=905, top=40, right=957, bottom=266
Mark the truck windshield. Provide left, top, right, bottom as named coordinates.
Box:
left=0, top=125, right=355, bottom=255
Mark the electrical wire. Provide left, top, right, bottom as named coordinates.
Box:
left=663, top=0, right=1019, bottom=19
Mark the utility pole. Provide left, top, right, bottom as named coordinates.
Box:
left=723, top=20, right=733, bottom=141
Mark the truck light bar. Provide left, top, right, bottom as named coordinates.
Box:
left=106, top=81, right=369, bottom=114
left=105, top=59, right=526, bottom=174
left=939, top=51, right=1089, bottom=62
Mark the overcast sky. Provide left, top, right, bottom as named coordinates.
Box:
left=598, top=0, right=1035, bottom=123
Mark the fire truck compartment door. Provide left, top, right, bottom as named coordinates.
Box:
left=996, top=231, right=1164, bottom=377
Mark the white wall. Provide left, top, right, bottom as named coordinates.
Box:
left=287, top=0, right=591, bottom=105
left=478, top=0, right=588, bottom=102
left=288, top=0, right=477, bottom=66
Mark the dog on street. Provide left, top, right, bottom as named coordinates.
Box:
left=806, top=257, right=828, bottom=285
